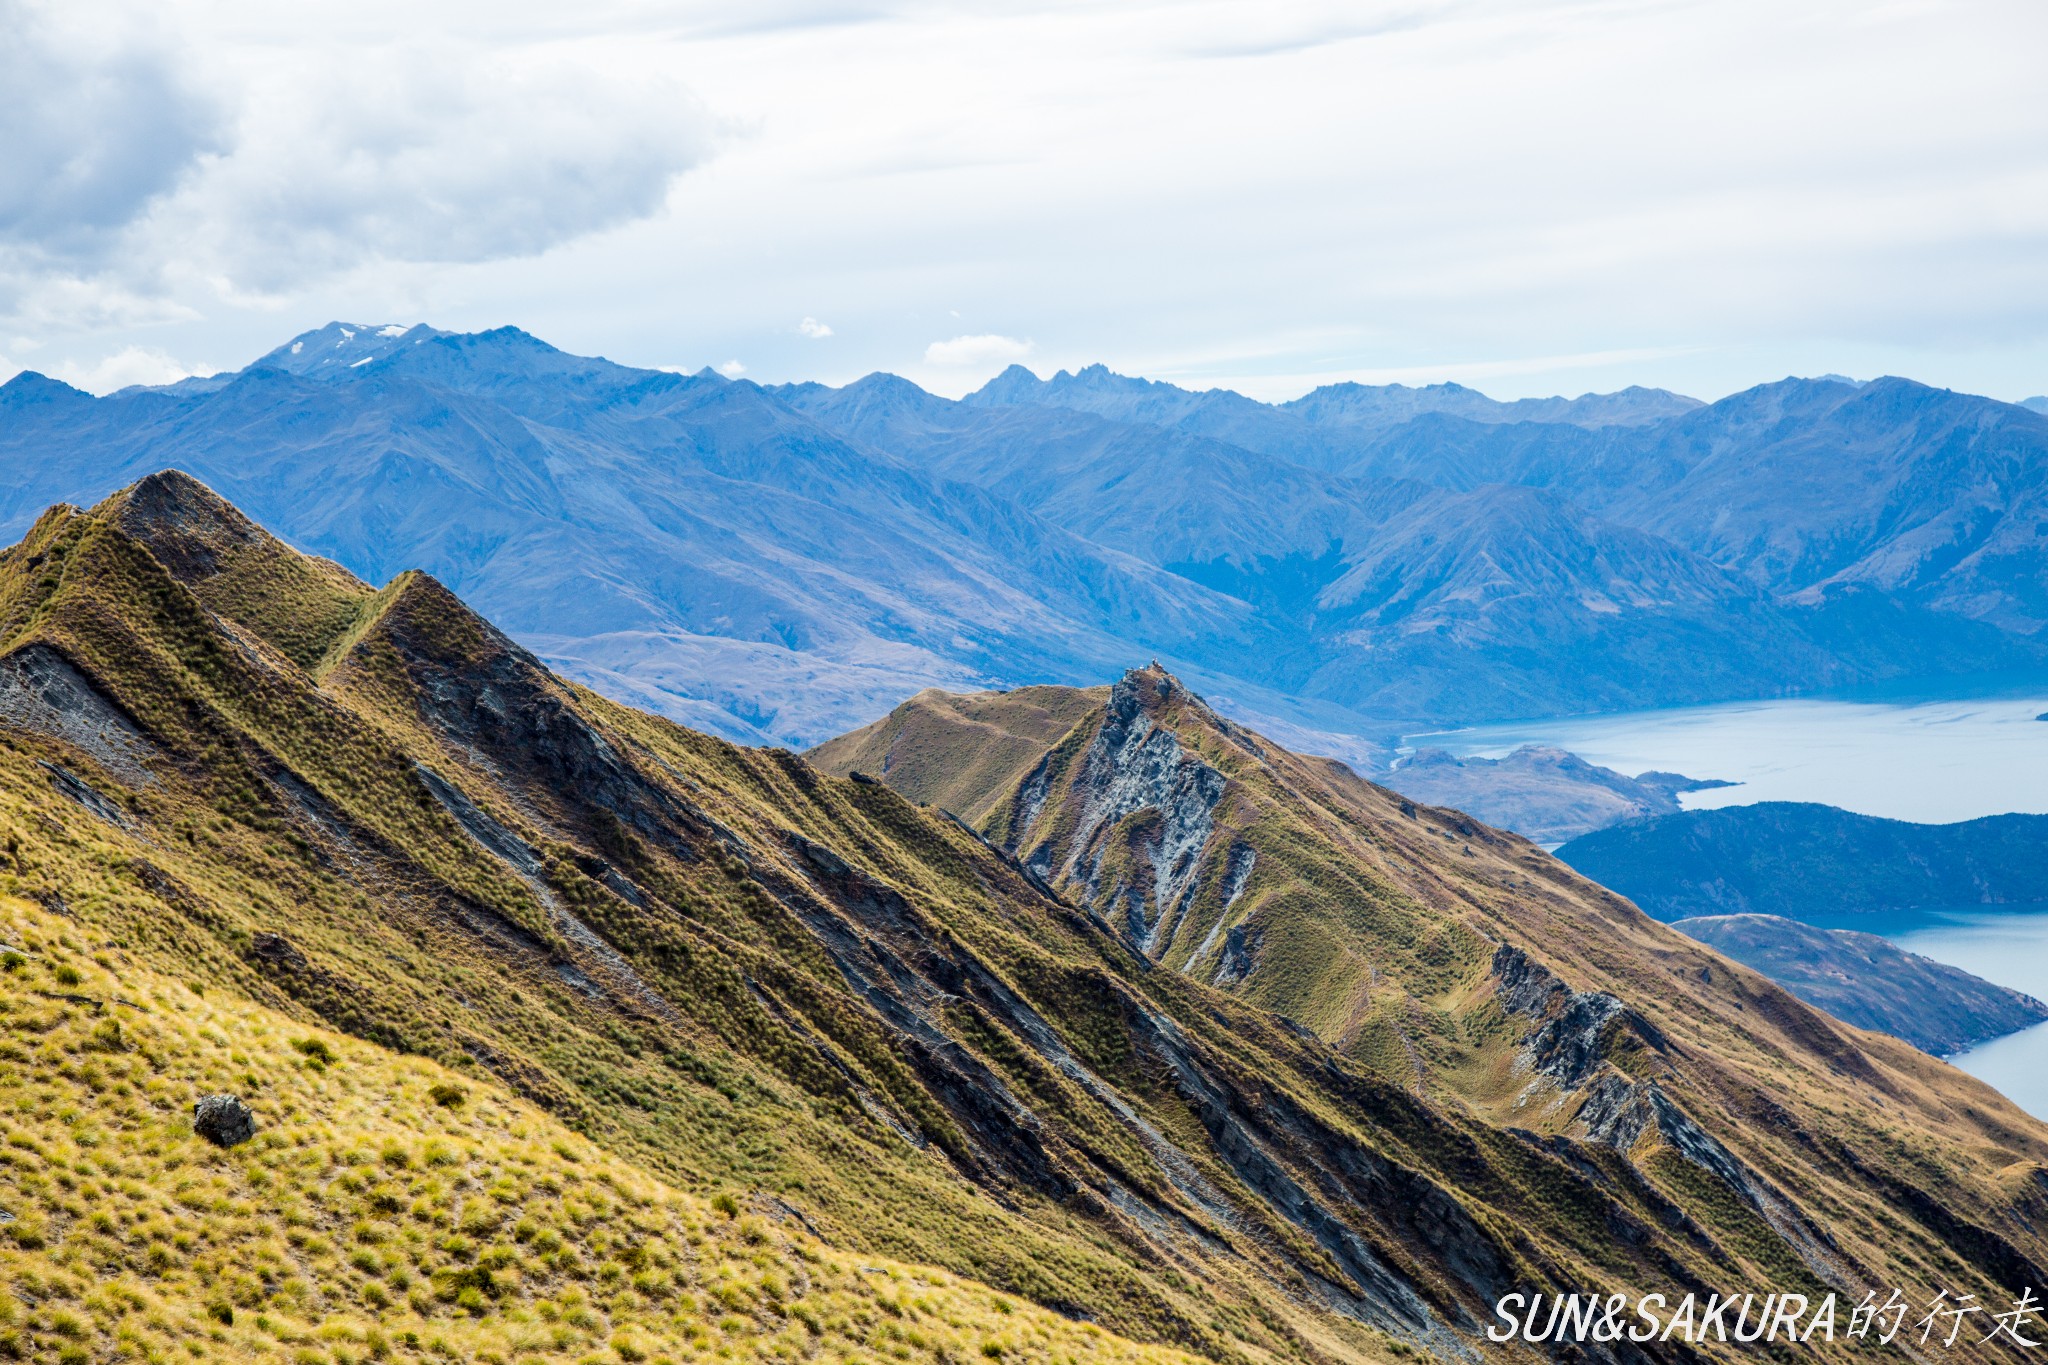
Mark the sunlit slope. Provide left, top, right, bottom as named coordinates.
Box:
left=0, top=896, right=1198, bottom=1365
left=807, top=684, right=1108, bottom=823
left=12, top=470, right=2048, bottom=1364
left=833, top=668, right=2048, bottom=1344
left=0, top=471, right=1558, bottom=1365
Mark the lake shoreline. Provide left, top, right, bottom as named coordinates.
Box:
left=1410, top=690, right=2048, bottom=826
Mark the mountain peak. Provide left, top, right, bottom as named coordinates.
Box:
left=254, top=321, right=447, bottom=377
left=103, top=469, right=265, bottom=573
left=1053, top=363, right=1174, bottom=396
left=1112, top=659, right=1180, bottom=705
left=94, top=468, right=374, bottom=670
left=1105, top=662, right=1238, bottom=738
left=963, top=363, right=1048, bottom=406
left=0, top=369, right=94, bottom=411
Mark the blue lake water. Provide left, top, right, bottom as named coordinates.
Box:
left=1408, top=690, right=2048, bottom=825
left=1408, top=686, right=2048, bottom=1118
left=1892, top=913, right=2048, bottom=1120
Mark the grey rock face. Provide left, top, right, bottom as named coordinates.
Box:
left=38, top=760, right=136, bottom=830
left=0, top=644, right=160, bottom=788
left=1046, top=672, right=1228, bottom=953
left=192, top=1093, right=256, bottom=1147
left=1210, top=922, right=1262, bottom=988
left=1492, top=946, right=1851, bottom=1289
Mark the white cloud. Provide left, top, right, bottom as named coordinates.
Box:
left=797, top=316, right=833, bottom=338
left=53, top=345, right=203, bottom=394
left=7, top=0, right=2048, bottom=401
left=717, top=358, right=747, bottom=377
left=0, top=2, right=221, bottom=264
left=1, top=1, right=717, bottom=321
left=158, top=47, right=712, bottom=293
left=923, top=334, right=1033, bottom=367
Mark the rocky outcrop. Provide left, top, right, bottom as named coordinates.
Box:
left=412, top=761, right=676, bottom=1020
left=1014, top=669, right=1228, bottom=956
left=1210, top=922, right=1262, bottom=988
left=1493, top=944, right=1670, bottom=1088
left=40, top=760, right=136, bottom=830
left=361, top=574, right=705, bottom=862
left=1493, top=946, right=1850, bottom=1289
left=192, top=1094, right=256, bottom=1147
left=0, top=645, right=159, bottom=788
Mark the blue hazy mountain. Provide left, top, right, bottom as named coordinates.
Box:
left=956, top=362, right=1699, bottom=471
left=782, top=367, right=2037, bottom=724
left=1556, top=802, right=2048, bottom=934
left=3, top=325, right=2042, bottom=749
left=1302, top=376, right=2048, bottom=639
left=0, top=325, right=1287, bottom=745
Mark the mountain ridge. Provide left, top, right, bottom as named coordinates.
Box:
left=7, top=322, right=2047, bottom=756
left=809, top=671, right=2048, bottom=1335
left=12, top=472, right=2048, bottom=1362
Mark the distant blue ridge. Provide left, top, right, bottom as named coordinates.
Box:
left=3, top=322, right=2044, bottom=750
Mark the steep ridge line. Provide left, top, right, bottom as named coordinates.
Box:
left=0, top=469, right=1768, bottom=1365
left=817, top=665, right=2048, bottom=1357
left=7, top=471, right=2048, bottom=1362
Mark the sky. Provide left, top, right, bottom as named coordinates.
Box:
left=3, top=0, right=2046, bottom=403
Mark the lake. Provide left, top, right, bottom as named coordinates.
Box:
left=1893, top=912, right=2048, bottom=1120
left=1408, top=685, right=2048, bottom=1118
left=1408, top=689, right=2048, bottom=825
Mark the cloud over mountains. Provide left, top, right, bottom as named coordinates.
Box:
left=0, top=0, right=712, bottom=324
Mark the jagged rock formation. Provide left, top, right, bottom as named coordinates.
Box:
left=10, top=473, right=2048, bottom=1363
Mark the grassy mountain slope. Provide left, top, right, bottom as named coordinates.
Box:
left=0, top=894, right=1196, bottom=1365
left=806, top=685, right=1109, bottom=824
left=18, top=472, right=2048, bottom=1364
left=819, top=670, right=2048, bottom=1349
left=0, top=470, right=1716, bottom=1365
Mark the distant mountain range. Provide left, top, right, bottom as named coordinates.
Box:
left=1555, top=802, right=2048, bottom=931
left=4, top=322, right=2046, bottom=751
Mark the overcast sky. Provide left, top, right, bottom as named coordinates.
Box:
left=3, top=0, right=2045, bottom=402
